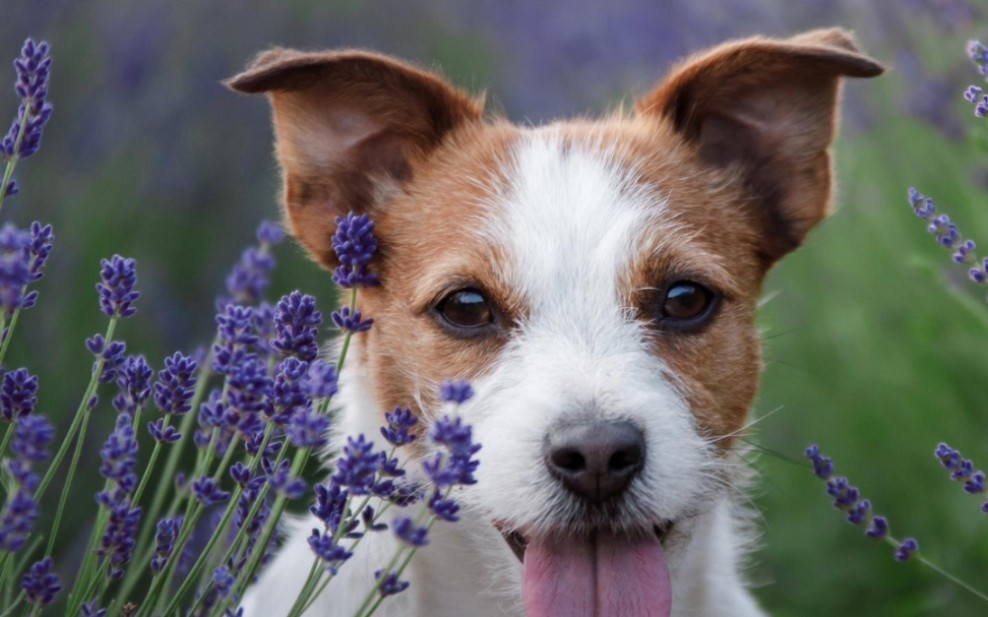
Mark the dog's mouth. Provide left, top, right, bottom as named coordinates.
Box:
left=497, top=521, right=675, bottom=617
left=497, top=521, right=673, bottom=564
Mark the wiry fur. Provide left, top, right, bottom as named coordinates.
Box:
left=232, top=28, right=883, bottom=617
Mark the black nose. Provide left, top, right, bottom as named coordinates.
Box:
left=545, top=421, right=645, bottom=502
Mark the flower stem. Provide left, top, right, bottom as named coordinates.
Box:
left=0, top=108, right=30, bottom=217
left=0, top=308, right=23, bottom=367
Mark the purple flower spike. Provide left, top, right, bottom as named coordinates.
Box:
left=332, top=212, right=379, bottom=288
left=147, top=418, right=181, bottom=444
left=393, top=516, right=430, bottom=547
left=216, top=222, right=282, bottom=310
left=865, top=515, right=889, bottom=540
left=1, top=39, right=53, bottom=160
left=273, top=291, right=322, bottom=362
left=1, top=367, right=38, bottom=422
left=256, top=220, right=285, bottom=246
left=81, top=600, right=107, bottom=617
left=333, top=435, right=383, bottom=495
left=381, top=407, right=418, bottom=447
left=424, top=414, right=481, bottom=488
left=150, top=516, right=181, bottom=573
left=153, top=352, right=198, bottom=415
left=86, top=334, right=127, bottom=385
left=302, top=360, right=338, bottom=400
left=894, top=538, right=919, bottom=562
left=99, top=413, right=139, bottom=493
left=935, top=442, right=988, bottom=499
left=27, top=222, right=52, bottom=282
left=375, top=569, right=410, bottom=597
left=0, top=490, right=38, bottom=552
left=21, top=556, right=60, bottom=606
left=308, top=528, right=353, bottom=574
left=96, top=255, right=139, bottom=318
left=191, top=477, right=230, bottom=506
left=439, top=380, right=474, bottom=405
left=11, top=414, right=53, bottom=463
left=287, top=405, right=330, bottom=449
left=804, top=444, right=834, bottom=480
left=0, top=223, right=32, bottom=316
left=114, top=355, right=153, bottom=415
left=331, top=306, right=373, bottom=333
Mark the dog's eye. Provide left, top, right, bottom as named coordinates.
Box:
left=658, top=281, right=717, bottom=328
left=436, top=289, right=494, bottom=333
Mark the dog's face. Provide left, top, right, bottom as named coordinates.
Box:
left=230, top=29, right=881, bottom=617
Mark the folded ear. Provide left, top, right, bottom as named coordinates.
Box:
left=227, top=49, right=483, bottom=268
left=636, top=28, right=884, bottom=263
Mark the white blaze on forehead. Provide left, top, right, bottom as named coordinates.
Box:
left=494, top=128, right=666, bottom=326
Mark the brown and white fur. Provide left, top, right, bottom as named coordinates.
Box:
left=229, top=29, right=883, bottom=617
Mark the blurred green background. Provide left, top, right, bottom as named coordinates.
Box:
left=2, top=1, right=987, bottom=615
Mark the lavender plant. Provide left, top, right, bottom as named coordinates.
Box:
left=806, top=37, right=988, bottom=606
left=0, top=37, right=480, bottom=617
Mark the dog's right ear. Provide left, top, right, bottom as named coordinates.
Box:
left=227, top=49, right=483, bottom=268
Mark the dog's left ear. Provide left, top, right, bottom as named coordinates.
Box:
left=637, top=28, right=884, bottom=264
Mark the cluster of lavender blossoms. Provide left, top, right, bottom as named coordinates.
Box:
left=0, top=37, right=480, bottom=617
left=805, top=445, right=916, bottom=561
left=807, top=38, right=988, bottom=607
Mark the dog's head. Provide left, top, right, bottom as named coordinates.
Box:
left=230, top=29, right=881, bottom=617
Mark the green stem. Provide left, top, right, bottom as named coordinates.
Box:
left=44, top=410, right=91, bottom=557
left=0, top=423, right=13, bottom=459
left=131, top=338, right=216, bottom=563
left=0, top=308, right=21, bottom=367
left=34, top=318, right=118, bottom=500
left=0, top=591, right=23, bottom=617
left=0, top=107, right=30, bottom=216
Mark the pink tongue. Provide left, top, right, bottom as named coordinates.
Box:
left=522, top=531, right=671, bottom=617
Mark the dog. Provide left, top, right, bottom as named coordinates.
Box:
left=229, top=28, right=883, bottom=617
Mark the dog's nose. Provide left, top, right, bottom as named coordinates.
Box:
left=545, top=421, right=645, bottom=502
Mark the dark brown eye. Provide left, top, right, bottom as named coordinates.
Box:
left=436, top=289, right=494, bottom=333
left=658, top=281, right=717, bottom=328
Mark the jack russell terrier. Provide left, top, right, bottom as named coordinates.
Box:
left=229, top=28, right=883, bottom=617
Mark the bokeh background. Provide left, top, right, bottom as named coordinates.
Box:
left=2, top=1, right=988, bottom=615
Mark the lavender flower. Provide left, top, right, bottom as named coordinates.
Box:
left=1, top=39, right=53, bottom=160
left=333, top=435, right=383, bottom=495
left=311, top=483, right=347, bottom=531
left=935, top=443, right=987, bottom=510
left=256, top=220, right=285, bottom=245
left=308, top=529, right=352, bottom=574
left=85, top=334, right=127, bottom=384
left=114, top=355, right=153, bottom=415
left=381, top=407, right=418, bottom=447
left=99, top=413, right=139, bottom=493
left=1, top=367, right=38, bottom=421
left=332, top=212, right=379, bottom=288
left=286, top=405, right=329, bottom=449
left=806, top=444, right=918, bottom=563
left=96, top=255, right=139, bottom=318
left=27, top=221, right=52, bottom=282
left=21, top=556, right=60, bottom=606
left=227, top=355, right=273, bottom=419
left=0, top=223, right=32, bottom=315
left=98, top=499, right=141, bottom=579
left=192, top=477, right=230, bottom=506
left=216, top=219, right=284, bottom=310
left=212, top=304, right=257, bottom=375
left=11, top=413, right=53, bottom=463
left=302, top=360, right=338, bottom=400
left=439, top=379, right=474, bottom=405
left=895, top=538, right=920, bottom=562
left=331, top=306, right=373, bottom=333
left=270, top=357, right=308, bottom=424
left=80, top=600, right=107, bottom=617
left=424, top=415, right=481, bottom=488
left=147, top=418, right=181, bottom=443
left=153, top=351, right=198, bottom=415
left=265, top=458, right=307, bottom=499
left=375, top=570, right=410, bottom=596
left=272, top=291, right=322, bottom=362
left=0, top=490, right=37, bottom=552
